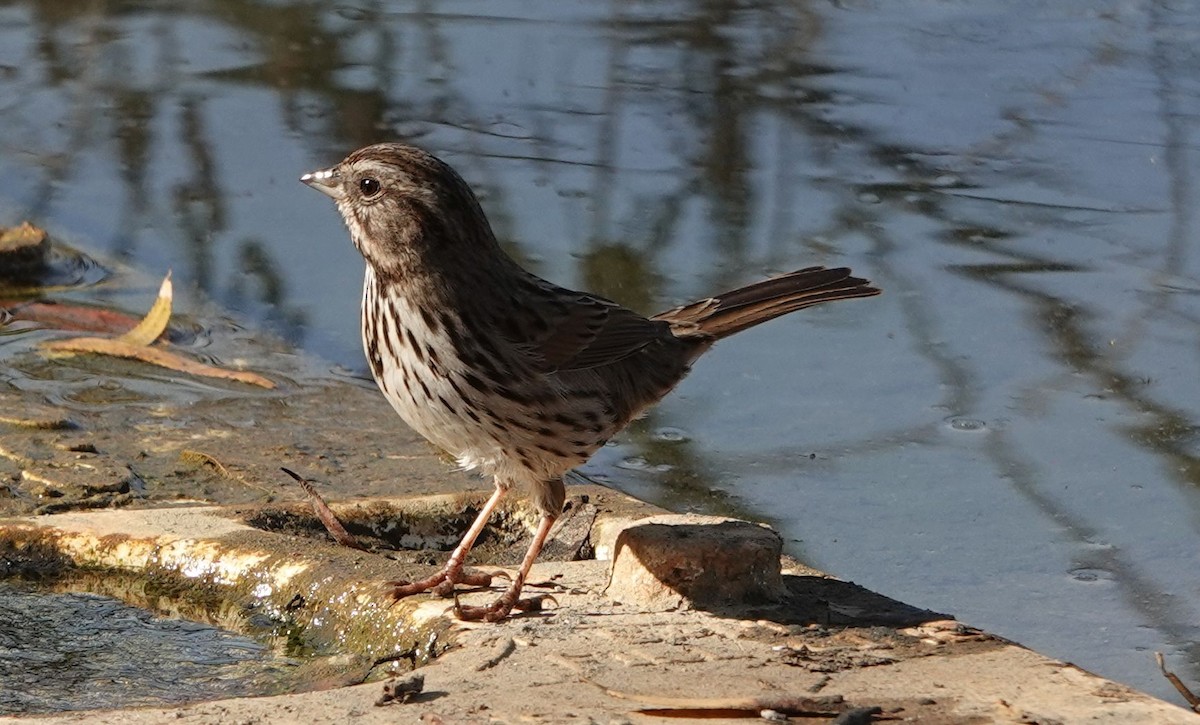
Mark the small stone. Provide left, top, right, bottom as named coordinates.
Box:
left=604, top=514, right=785, bottom=611
left=375, top=672, right=424, bottom=706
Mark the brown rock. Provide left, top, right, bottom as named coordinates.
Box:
left=604, top=514, right=786, bottom=611
left=0, top=221, right=50, bottom=281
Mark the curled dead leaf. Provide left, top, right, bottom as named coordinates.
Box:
left=116, top=272, right=172, bottom=346
left=42, top=337, right=275, bottom=388
left=39, top=272, right=275, bottom=389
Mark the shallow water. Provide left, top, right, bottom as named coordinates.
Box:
left=0, top=0, right=1197, bottom=706
left=0, top=583, right=275, bottom=714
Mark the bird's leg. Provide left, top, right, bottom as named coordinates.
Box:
left=387, top=485, right=509, bottom=599
left=455, top=512, right=557, bottom=622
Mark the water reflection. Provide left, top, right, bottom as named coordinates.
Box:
left=0, top=0, right=1198, bottom=705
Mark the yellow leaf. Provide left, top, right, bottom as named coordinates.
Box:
left=116, top=272, right=172, bottom=346
left=39, top=270, right=275, bottom=389
left=41, top=337, right=275, bottom=388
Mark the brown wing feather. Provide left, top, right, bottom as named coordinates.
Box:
left=525, top=291, right=672, bottom=373
left=518, top=266, right=877, bottom=372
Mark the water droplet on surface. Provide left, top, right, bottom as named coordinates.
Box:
left=616, top=457, right=671, bottom=473
left=483, top=121, right=532, bottom=139
left=946, top=417, right=986, bottom=432
left=618, top=456, right=650, bottom=471
left=653, top=427, right=689, bottom=443
left=1068, top=567, right=1113, bottom=583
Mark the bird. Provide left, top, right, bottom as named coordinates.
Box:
left=301, top=142, right=879, bottom=621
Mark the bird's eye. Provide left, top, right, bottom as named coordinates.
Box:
left=358, top=177, right=382, bottom=198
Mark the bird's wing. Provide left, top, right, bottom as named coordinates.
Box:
left=518, top=289, right=670, bottom=373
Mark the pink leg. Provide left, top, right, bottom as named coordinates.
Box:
left=456, top=513, right=558, bottom=622
left=388, top=485, right=509, bottom=599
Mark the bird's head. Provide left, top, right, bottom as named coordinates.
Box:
left=301, top=143, right=497, bottom=278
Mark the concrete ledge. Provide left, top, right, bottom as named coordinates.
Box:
left=1, top=497, right=1195, bottom=723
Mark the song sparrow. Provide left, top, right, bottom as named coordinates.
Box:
left=302, top=143, right=879, bottom=621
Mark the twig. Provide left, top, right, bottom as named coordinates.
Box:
left=180, top=449, right=233, bottom=479
left=180, top=449, right=273, bottom=496
left=595, top=684, right=859, bottom=718
left=475, top=637, right=517, bottom=671
left=281, top=467, right=366, bottom=550
left=1156, top=652, right=1200, bottom=711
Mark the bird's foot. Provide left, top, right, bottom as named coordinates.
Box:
left=452, top=589, right=559, bottom=622
left=387, top=567, right=509, bottom=600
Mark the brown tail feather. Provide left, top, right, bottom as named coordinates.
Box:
left=653, top=266, right=879, bottom=341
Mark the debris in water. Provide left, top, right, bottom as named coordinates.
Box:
left=40, top=273, right=275, bottom=388
left=0, top=222, right=50, bottom=281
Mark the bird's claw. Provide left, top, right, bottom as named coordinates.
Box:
left=387, top=579, right=437, bottom=600
left=452, top=599, right=510, bottom=622
left=457, top=569, right=509, bottom=588
left=387, top=567, right=508, bottom=601
left=449, top=592, right=558, bottom=622
left=514, top=594, right=558, bottom=612
left=430, top=578, right=457, bottom=597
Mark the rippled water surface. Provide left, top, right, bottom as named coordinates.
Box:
left=0, top=584, right=274, bottom=714
left=1, top=0, right=1198, bottom=705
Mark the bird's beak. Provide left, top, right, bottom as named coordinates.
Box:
left=300, top=166, right=344, bottom=201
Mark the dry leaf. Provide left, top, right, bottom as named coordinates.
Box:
left=40, top=272, right=275, bottom=389
left=42, top=337, right=275, bottom=388
left=116, top=272, right=172, bottom=346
